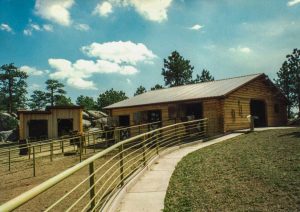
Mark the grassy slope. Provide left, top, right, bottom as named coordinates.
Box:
left=164, top=128, right=300, bottom=212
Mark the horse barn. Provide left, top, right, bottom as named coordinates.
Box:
left=18, top=106, right=83, bottom=141
left=105, top=73, right=287, bottom=136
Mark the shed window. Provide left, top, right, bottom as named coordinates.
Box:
left=274, top=104, right=279, bottom=113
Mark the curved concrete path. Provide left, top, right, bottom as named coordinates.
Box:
left=113, top=133, right=243, bottom=212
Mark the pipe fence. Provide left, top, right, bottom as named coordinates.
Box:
left=0, top=118, right=207, bottom=212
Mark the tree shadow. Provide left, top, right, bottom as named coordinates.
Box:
left=278, top=131, right=300, bottom=139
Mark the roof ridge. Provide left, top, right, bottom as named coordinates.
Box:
left=145, top=72, right=264, bottom=93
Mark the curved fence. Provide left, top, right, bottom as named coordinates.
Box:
left=0, top=120, right=170, bottom=176
left=0, top=118, right=207, bottom=212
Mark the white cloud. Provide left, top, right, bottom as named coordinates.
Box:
left=48, top=40, right=156, bottom=90
left=48, top=58, right=139, bottom=90
left=35, top=0, right=74, bottom=26
left=189, top=24, right=203, bottom=31
left=94, top=0, right=173, bottom=22
left=20, top=66, right=45, bottom=76
left=287, top=0, right=300, bottom=6
left=74, top=23, right=90, bottom=31
left=81, top=41, right=157, bottom=65
left=24, top=21, right=54, bottom=36
left=229, top=46, right=251, bottom=53
left=43, top=24, right=53, bottom=31
left=0, top=23, right=13, bottom=33
left=93, top=1, right=113, bottom=17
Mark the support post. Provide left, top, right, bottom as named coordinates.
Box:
left=89, top=162, right=96, bottom=210
left=33, top=146, right=36, bottom=177
left=119, top=144, right=124, bottom=186
left=93, top=134, right=96, bottom=153
left=79, top=137, right=82, bottom=162
left=62, top=140, right=64, bottom=154
left=50, top=143, right=53, bottom=162
left=8, top=148, right=11, bottom=171
left=28, top=144, right=31, bottom=159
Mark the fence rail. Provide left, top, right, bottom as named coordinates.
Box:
left=0, top=118, right=207, bottom=212
left=0, top=120, right=174, bottom=176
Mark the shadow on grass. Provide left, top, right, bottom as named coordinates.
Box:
left=278, top=131, right=300, bottom=139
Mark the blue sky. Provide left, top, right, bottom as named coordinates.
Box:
left=0, top=0, right=299, bottom=102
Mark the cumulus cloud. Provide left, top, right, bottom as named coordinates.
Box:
left=0, top=23, right=13, bottom=33
left=93, top=1, right=113, bottom=17
left=287, top=0, right=300, bottom=6
left=35, top=0, right=74, bottom=26
left=20, top=66, right=45, bottom=76
left=48, top=58, right=139, bottom=89
left=48, top=41, right=156, bottom=90
left=81, top=41, right=157, bottom=65
left=74, top=23, right=90, bottom=31
left=93, top=0, right=173, bottom=22
left=229, top=46, right=251, bottom=53
left=189, top=24, right=204, bottom=31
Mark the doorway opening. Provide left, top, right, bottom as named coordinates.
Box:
left=57, top=119, right=73, bottom=137
left=119, top=115, right=130, bottom=140
left=147, top=110, right=162, bottom=130
left=250, top=100, right=267, bottom=127
left=28, top=120, right=48, bottom=139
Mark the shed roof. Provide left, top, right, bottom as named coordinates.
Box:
left=105, top=73, right=266, bottom=109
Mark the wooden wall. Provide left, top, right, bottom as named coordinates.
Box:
left=19, top=108, right=83, bottom=140
left=224, top=76, right=287, bottom=132
left=110, top=99, right=224, bottom=136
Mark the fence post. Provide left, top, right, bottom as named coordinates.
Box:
left=93, top=134, right=96, bottom=153
left=8, top=148, right=11, bottom=171
left=33, top=146, right=36, bottom=177
left=84, top=135, right=87, bottom=155
left=88, top=132, right=90, bottom=146
left=62, top=140, right=64, bottom=154
left=28, top=144, right=31, bottom=160
left=119, top=144, right=124, bottom=186
left=50, top=143, right=53, bottom=162
left=79, top=136, right=82, bottom=162
left=89, top=162, right=96, bottom=210
left=142, top=135, right=146, bottom=166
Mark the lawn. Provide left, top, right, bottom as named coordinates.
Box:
left=164, top=128, right=300, bottom=212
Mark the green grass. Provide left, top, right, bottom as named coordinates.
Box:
left=164, top=128, right=300, bottom=212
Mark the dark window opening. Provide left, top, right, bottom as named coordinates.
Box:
left=119, top=115, right=130, bottom=127
left=180, top=103, right=203, bottom=121
left=28, top=120, right=48, bottom=139
left=147, top=110, right=162, bottom=130
left=57, top=119, right=73, bottom=137
left=274, top=104, right=279, bottom=113
left=118, top=115, right=131, bottom=140
left=250, top=100, right=267, bottom=127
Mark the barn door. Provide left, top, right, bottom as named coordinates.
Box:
left=250, top=100, right=267, bottom=127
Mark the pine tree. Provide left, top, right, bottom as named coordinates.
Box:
left=193, top=69, right=214, bottom=83
left=0, top=63, right=28, bottom=113
left=162, top=51, right=194, bottom=87
left=134, top=86, right=147, bottom=96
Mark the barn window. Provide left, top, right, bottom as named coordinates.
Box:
left=274, top=104, right=279, bottom=113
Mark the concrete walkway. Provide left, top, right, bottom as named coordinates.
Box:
left=114, top=133, right=243, bottom=212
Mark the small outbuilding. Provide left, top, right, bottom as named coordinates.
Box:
left=18, top=106, right=83, bottom=141
left=104, top=73, right=287, bottom=136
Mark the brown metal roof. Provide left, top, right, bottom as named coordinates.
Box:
left=105, top=73, right=265, bottom=109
